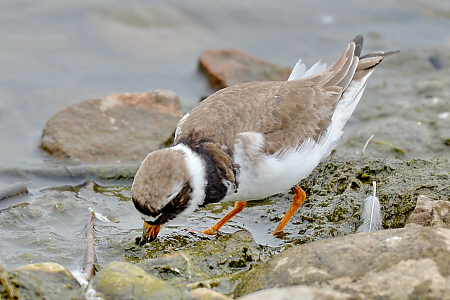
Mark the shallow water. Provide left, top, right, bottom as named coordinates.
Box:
left=1, top=0, right=450, bottom=271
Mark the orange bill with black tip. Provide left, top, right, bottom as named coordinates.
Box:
left=142, top=221, right=161, bottom=243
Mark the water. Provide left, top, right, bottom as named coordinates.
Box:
left=1, top=0, right=450, bottom=270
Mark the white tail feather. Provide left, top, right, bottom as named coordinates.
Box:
left=357, top=181, right=382, bottom=233
left=288, top=60, right=327, bottom=81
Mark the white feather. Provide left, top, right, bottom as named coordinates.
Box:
left=172, top=144, right=207, bottom=218
left=357, top=181, right=382, bottom=233
left=288, top=59, right=327, bottom=81
left=175, top=113, right=189, bottom=140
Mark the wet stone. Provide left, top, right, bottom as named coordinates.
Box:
left=135, top=230, right=271, bottom=297
left=199, top=49, right=291, bottom=90
left=235, top=227, right=450, bottom=300
left=91, top=261, right=184, bottom=300
left=40, top=90, right=184, bottom=162
left=5, top=262, right=84, bottom=300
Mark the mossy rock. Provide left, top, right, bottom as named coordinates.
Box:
left=91, top=261, right=184, bottom=300
left=6, top=262, right=84, bottom=300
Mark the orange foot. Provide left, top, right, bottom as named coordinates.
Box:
left=272, top=186, right=306, bottom=235
left=199, top=201, right=247, bottom=235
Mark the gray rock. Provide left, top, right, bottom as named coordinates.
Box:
left=199, top=49, right=291, bottom=90
left=236, top=286, right=361, bottom=300
left=91, top=261, right=184, bottom=300
left=236, top=227, right=450, bottom=300
left=6, top=262, right=84, bottom=300
left=40, top=90, right=184, bottom=162
left=406, top=195, right=450, bottom=228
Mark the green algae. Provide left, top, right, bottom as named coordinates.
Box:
left=133, top=230, right=275, bottom=296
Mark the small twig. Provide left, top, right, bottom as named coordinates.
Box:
left=0, top=182, right=28, bottom=201
left=361, top=134, right=374, bottom=157
left=83, top=181, right=97, bottom=281
left=84, top=213, right=97, bottom=281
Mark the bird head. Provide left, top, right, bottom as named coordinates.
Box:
left=131, top=145, right=206, bottom=245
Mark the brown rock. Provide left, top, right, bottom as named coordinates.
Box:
left=406, top=195, right=450, bottom=228
left=40, top=90, right=184, bottom=162
left=199, top=49, right=291, bottom=90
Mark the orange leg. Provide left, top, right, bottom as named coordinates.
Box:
left=201, top=201, right=247, bottom=235
left=272, top=186, right=306, bottom=235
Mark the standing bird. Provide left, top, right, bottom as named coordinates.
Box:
left=132, top=35, right=398, bottom=244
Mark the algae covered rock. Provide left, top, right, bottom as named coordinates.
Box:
left=270, top=156, right=450, bottom=244
left=0, top=261, right=15, bottom=299
left=136, top=230, right=269, bottom=296
left=6, top=262, right=84, bottom=300
left=235, top=227, right=450, bottom=300
left=92, top=261, right=184, bottom=300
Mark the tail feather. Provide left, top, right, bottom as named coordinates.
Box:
left=317, top=35, right=398, bottom=159
left=288, top=59, right=327, bottom=81
left=321, top=35, right=363, bottom=89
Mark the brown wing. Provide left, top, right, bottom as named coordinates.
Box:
left=174, top=79, right=339, bottom=155
left=175, top=35, right=396, bottom=155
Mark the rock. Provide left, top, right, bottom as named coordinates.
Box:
left=236, top=286, right=361, bottom=300
left=136, top=230, right=269, bottom=296
left=199, top=49, right=291, bottom=90
left=91, top=261, right=184, bottom=300
left=6, top=262, right=84, bottom=299
left=267, top=157, right=450, bottom=245
left=406, top=195, right=450, bottom=228
left=40, top=90, right=184, bottom=162
left=235, top=227, right=450, bottom=300
left=0, top=261, right=14, bottom=299
left=187, top=288, right=232, bottom=300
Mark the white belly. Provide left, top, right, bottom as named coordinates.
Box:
left=222, top=134, right=329, bottom=202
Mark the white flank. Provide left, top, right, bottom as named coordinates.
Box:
left=288, top=59, right=328, bottom=81
left=172, top=144, right=207, bottom=217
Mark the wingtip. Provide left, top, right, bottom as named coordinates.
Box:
left=352, top=35, right=364, bottom=57
left=383, top=50, right=400, bottom=57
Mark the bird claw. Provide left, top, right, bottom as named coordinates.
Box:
left=185, top=228, right=219, bottom=238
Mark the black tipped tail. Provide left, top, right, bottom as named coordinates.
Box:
left=352, top=35, right=364, bottom=57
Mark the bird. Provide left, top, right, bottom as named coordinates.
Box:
left=131, top=35, right=398, bottom=244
